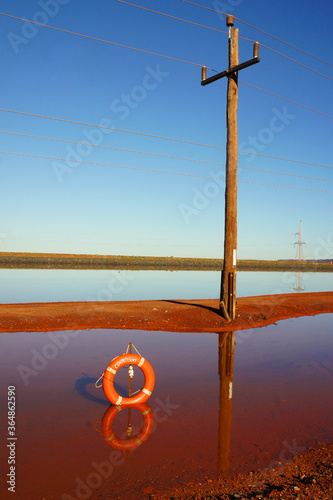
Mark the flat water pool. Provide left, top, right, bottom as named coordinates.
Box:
left=0, top=313, right=332, bottom=499
left=0, top=269, right=332, bottom=303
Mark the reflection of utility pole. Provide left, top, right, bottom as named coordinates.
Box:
left=127, top=342, right=133, bottom=458
left=201, top=16, right=260, bottom=320
left=218, top=331, right=235, bottom=477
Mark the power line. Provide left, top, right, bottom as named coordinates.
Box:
left=239, top=179, right=333, bottom=194
left=238, top=32, right=333, bottom=82
left=1, top=149, right=333, bottom=194
left=116, top=0, right=228, bottom=35
left=224, top=35, right=333, bottom=83
left=238, top=150, right=333, bottom=171
left=0, top=129, right=225, bottom=166
left=1, top=129, right=333, bottom=180
left=2, top=9, right=332, bottom=85
left=1, top=108, right=333, bottom=170
left=0, top=11, right=209, bottom=69
left=2, top=7, right=332, bottom=86
left=0, top=149, right=219, bottom=179
left=240, top=81, right=333, bottom=120
left=6, top=72, right=330, bottom=130
left=237, top=25, right=333, bottom=70
left=238, top=165, right=333, bottom=183
left=116, top=1, right=333, bottom=82
left=258, top=43, right=333, bottom=82
left=0, top=106, right=227, bottom=149
left=181, top=0, right=228, bottom=14
left=180, top=0, right=333, bottom=69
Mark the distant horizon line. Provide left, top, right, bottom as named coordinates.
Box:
left=0, top=251, right=332, bottom=263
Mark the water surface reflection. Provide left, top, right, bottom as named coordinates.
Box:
left=218, top=331, right=234, bottom=478
left=0, top=269, right=332, bottom=303
left=0, top=314, right=332, bottom=499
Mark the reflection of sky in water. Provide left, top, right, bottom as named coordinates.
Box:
left=0, top=314, right=332, bottom=499
left=0, top=269, right=332, bottom=303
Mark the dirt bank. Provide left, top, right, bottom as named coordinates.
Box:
left=0, top=291, right=332, bottom=333
left=149, top=442, right=333, bottom=500
left=1, top=252, right=333, bottom=271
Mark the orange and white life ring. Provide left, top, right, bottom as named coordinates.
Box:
left=102, top=353, right=155, bottom=406
left=101, top=403, right=154, bottom=450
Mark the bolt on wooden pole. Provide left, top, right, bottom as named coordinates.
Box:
left=220, top=19, right=239, bottom=321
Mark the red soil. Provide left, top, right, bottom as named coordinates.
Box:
left=0, top=291, right=332, bottom=333
left=150, top=442, right=333, bottom=499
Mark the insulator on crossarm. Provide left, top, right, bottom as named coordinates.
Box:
left=253, top=41, right=259, bottom=58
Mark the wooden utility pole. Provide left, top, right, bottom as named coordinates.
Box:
left=201, top=16, right=260, bottom=321
left=221, top=18, right=239, bottom=321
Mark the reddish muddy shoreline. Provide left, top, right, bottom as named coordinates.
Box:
left=0, top=291, right=332, bottom=333
left=150, top=442, right=333, bottom=499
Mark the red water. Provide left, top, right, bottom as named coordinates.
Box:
left=0, top=314, right=333, bottom=499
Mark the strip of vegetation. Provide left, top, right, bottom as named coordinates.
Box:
left=0, top=252, right=332, bottom=271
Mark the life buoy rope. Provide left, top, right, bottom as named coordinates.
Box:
left=101, top=403, right=154, bottom=450
left=102, top=353, right=155, bottom=405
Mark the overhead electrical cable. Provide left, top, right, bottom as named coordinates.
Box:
left=1, top=108, right=333, bottom=170
left=238, top=179, right=333, bottom=194
left=116, top=1, right=333, bottom=82
left=0, top=129, right=225, bottom=167
left=1, top=150, right=332, bottom=194
left=0, top=106, right=227, bottom=149
left=237, top=33, right=333, bottom=82
left=180, top=0, right=333, bottom=69
left=0, top=11, right=209, bottom=69
left=180, top=0, right=229, bottom=14
left=257, top=43, right=333, bottom=82
left=1, top=9, right=332, bottom=81
left=238, top=150, right=333, bottom=171
left=238, top=165, right=333, bottom=183
left=237, top=26, right=333, bottom=69
left=0, top=149, right=219, bottom=179
left=240, top=81, right=333, bottom=120
left=115, top=0, right=228, bottom=35
left=1, top=129, right=333, bottom=179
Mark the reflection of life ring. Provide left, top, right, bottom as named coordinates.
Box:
left=101, top=403, right=154, bottom=450
left=103, top=353, right=155, bottom=405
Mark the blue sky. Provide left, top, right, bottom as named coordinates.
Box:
left=0, top=0, right=332, bottom=260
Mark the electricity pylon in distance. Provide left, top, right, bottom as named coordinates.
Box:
left=293, top=219, right=306, bottom=261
